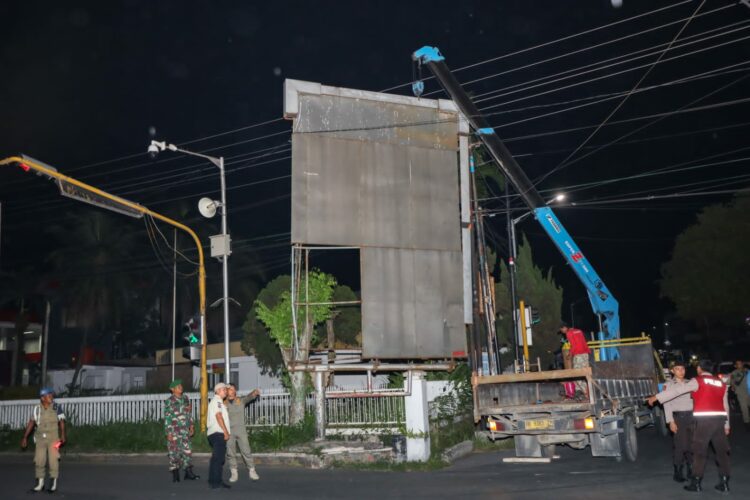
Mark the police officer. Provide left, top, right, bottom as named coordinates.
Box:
left=648, top=359, right=731, bottom=493
left=164, top=379, right=199, bottom=482
left=20, top=387, right=66, bottom=493
left=662, top=360, right=693, bottom=482
left=729, top=360, right=749, bottom=431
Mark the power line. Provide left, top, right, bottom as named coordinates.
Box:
left=511, top=121, right=750, bottom=160
left=477, top=28, right=750, bottom=112
left=380, top=0, right=694, bottom=93
left=477, top=145, right=750, bottom=204
left=488, top=62, right=750, bottom=130
left=554, top=0, right=708, bottom=176
left=491, top=96, right=750, bottom=145
left=466, top=3, right=734, bottom=102
left=61, top=118, right=286, bottom=176
left=532, top=73, right=750, bottom=188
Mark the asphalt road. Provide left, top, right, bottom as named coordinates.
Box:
left=1, top=422, right=748, bottom=500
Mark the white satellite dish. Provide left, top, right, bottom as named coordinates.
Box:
left=198, top=197, right=218, bottom=218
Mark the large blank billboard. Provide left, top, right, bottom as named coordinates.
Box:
left=285, top=79, right=467, bottom=359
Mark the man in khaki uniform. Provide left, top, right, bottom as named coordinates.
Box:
left=21, top=387, right=66, bottom=493
left=225, top=384, right=260, bottom=482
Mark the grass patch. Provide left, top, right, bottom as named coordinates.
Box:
left=247, top=414, right=316, bottom=452
left=429, top=417, right=474, bottom=456
left=0, top=417, right=316, bottom=454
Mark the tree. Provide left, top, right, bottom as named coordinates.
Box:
left=660, top=195, right=750, bottom=332
left=473, top=147, right=506, bottom=201
left=241, top=275, right=289, bottom=376
left=249, top=270, right=337, bottom=424
left=494, top=236, right=564, bottom=368
left=315, top=285, right=361, bottom=348
left=47, top=210, right=140, bottom=393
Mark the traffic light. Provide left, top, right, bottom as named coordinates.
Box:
left=181, top=317, right=201, bottom=366
left=530, top=306, right=541, bottom=325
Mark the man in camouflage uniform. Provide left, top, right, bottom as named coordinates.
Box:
left=164, top=379, right=199, bottom=482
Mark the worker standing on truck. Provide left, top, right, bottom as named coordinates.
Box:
left=648, top=359, right=731, bottom=493
left=559, top=325, right=590, bottom=398
left=662, top=361, right=693, bottom=483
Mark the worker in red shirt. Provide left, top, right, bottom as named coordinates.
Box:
left=648, top=359, right=731, bottom=493
left=559, top=325, right=590, bottom=368
left=559, top=325, right=591, bottom=398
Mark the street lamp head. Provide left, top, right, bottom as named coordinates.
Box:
left=544, top=193, right=566, bottom=205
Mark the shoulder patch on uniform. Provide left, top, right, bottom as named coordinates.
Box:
left=55, top=403, right=66, bottom=419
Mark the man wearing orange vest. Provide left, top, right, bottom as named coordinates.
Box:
left=648, top=359, right=730, bottom=493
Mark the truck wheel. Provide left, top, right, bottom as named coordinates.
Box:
left=652, top=406, right=669, bottom=437
left=619, top=413, right=638, bottom=462
left=541, top=444, right=557, bottom=458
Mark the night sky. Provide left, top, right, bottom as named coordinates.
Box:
left=1, top=1, right=749, bottom=344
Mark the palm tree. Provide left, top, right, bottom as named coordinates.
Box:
left=47, top=210, right=141, bottom=393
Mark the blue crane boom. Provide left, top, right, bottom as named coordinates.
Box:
left=412, top=46, right=620, bottom=359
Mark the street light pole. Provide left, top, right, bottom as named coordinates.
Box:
left=507, top=203, right=520, bottom=364
left=217, top=155, right=231, bottom=383
left=507, top=193, right=565, bottom=371
left=149, top=141, right=232, bottom=381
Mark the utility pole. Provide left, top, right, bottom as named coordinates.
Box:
left=41, top=300, right=51, bottom=387
left=172, top=228, right=177, bottom=381
left=0, top=201, right=3, bottom=272
left=218, top=155, right=231, bottom=383
left=506, top=189, right=520, bottom=366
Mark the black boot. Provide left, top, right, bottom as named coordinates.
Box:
left=184, top=466, right=199, bottom=480
left=673, top=464, right=685, bottom=482
left=171, top=469, right=180, bottom=483
left=684, top=476, right=702, bottom=492
left=715, top=475, right=730, bottom=493
left=685, top=461, right=693, bottom=478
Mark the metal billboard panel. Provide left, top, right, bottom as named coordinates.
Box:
left=292, top=134, right=460, bottom=251
left=286, top=79, right=467, bottom=359
left=361, top=247, right=464, bottom=359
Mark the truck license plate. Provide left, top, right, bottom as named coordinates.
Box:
left=525, top=419, right=553, bottom=430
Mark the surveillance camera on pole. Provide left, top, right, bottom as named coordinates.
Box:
left=147, top=140, right=178, bottom=159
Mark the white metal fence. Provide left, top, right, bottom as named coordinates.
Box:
left=0, top=390, right=406, bottom=430
left=0, top=381, right=458, bottom=431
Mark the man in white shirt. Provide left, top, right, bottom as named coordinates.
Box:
left=207, top=383, right=231, bottom=489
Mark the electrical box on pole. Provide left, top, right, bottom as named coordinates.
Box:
left=210, top=234, right=232, bottom=259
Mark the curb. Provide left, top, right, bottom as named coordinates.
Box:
left=0, top=448, right=394, bottom=469
left=441, top=440, right=474, bottom=463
